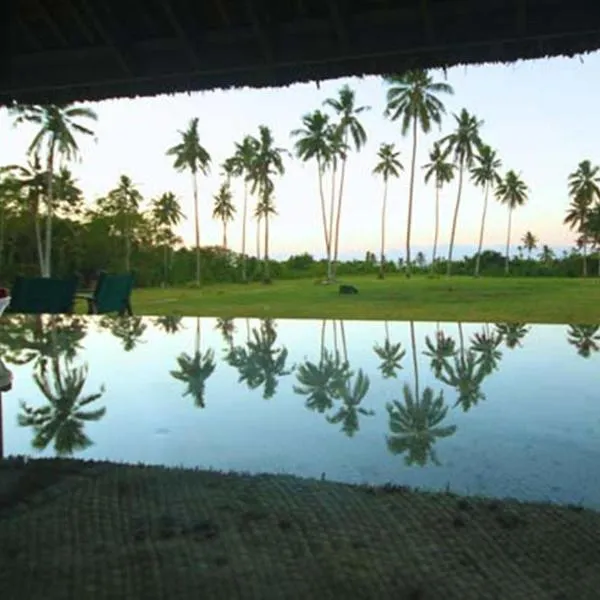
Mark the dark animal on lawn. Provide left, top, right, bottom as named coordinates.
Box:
left=339, top=285, right=359, bottom=295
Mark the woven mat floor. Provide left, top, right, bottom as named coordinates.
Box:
left=0, top=458, right=599, bottom=599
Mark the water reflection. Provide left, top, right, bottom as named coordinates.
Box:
left=0, top=315, right=599, bottom=508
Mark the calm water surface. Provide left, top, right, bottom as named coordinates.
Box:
left=0, top=315, right=599, bottom=508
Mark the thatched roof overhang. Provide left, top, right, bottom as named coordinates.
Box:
left=2, top=0, right=600, bottom=106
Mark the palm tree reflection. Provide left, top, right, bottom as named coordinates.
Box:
left=100, top=315, right=147, bottom=351
left=566, top=324, right=600, bottom=358
left=152, top=315, right=184, bottom=334
left=326, top=369, right=374, bottom=437
left=373, top=321, right=406, bottom=378
left=494, top=322, right=530, bottom=350
left=470, top=326, right=503, bottom=375
left=171, top=317, right=216, bottom=407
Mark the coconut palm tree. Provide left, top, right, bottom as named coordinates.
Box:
left=521, top=231, right=538, bottom=259
left=100, top=315, right=147, bottom=352
left=423, top=330, right=457, bottom=378
left=291, top=110, right=333, bottom=278
left=225, top=135, right=260, bottom=283
left=372, top=143, right=403, bottom=279
left=470, top=328, right=503, bottom=375
left=166, top=118, right=211, bottom=286
left=373, top=321, right=406, bottom=378
left=10, top=103, right=97, bottom=276
left=496, top=170, right=528, bottom=275
left=247, top=125, right=286, bottom=284
left=18, top=356, right=106, bottom=456
left=423, top=142, right=454, bottom=270
left=212, top=181, right=236, bottom=249
left=386, top=384, right=457, bottom=466
left=170, top=318, right=216, bottom=407
left=566, top=324, right=600, bottom=358
left=324, top=85, right=369, bottom=279
left=569, top=160, right=600, bottom=204
left=151, top=191, right=185, bottom=285
left=565, top=195, right=593, bottom=277
left=385, top=71, right=453, bottom=277
left=470, top=145, right=502, bottom=276
left=583, top=204, right=600, bottom=275
left=494, top=322, right=530, bottom=349
left=100, top=175, right=143, bottom=272
left=152, top=315, right=184, bottom=334
left=439, top=109, right=483, bottom=276
left=326, top=369, right=373, bottom=437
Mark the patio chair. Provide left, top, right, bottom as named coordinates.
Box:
left=7, top=276, right=78, bottom=314
left=78, top=272, right=134, bottom=316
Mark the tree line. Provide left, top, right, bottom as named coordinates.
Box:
left=1, top=70, right=599, bottom=286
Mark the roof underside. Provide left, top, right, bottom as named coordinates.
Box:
left=2, top=0, right=600, bottom=105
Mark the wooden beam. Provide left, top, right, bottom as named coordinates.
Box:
left=78, top=0, right=133, bottom=75
left=161, top=0, right=200, bottom=68
left=35, top=0, right=68, bottom=47
left=327, top=0, right=350, bottom=52
left=244, top=0, right=273, bottom=64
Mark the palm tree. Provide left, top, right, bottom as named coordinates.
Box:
left=212, top=181, right=236, bottom=249
left=440, top=108, right=483, bottom=276
left=373, top=321, right=406, bottom=378
left=324, top=85, right=370, bottom=279
left=385, top=71, right=453, bottom=277
left=569, top=160, right=600, bottom=204
left=152, top=191, right=185, bottom=285
left=566, top=324, right=600, bottom=358
left=152, top=315, right=184, bottom=334
left=247, top=125, right=286, bottom=284
left=521, top=231, right=538, bottom=258
left=423, top=142, right=454, bottom=270
left=494, top=322, right=530, bottom=349
left=101, top=175, right=143, bottom=272
left=372, top=143, right=403, bottom=279
left=583, top=204, right=600, bottom=275
left=326, top=369, right=373, bottom=437
left=496, top=170, right=528, bottom=275
left=423, top=330, right=457, bottom=378
left=565, top=196, right=593, bottom=277
left=100, top=315, right=147, bottom=352
left=10, top=103, right=97, bottom=277
left=470, top=328, right=503, bottom=375
left=291, top=110, right=333, bottom=279
left=166, top=118, right=211, bottom=286
left=170, top=318, right=216, bottom=407
left=386, top=384, right=457, bottom=466
left=470, top=145, right=502, bottom=276
left=225, top=135, right=259, bottom=282
left=18, top=357, right=106, bottom=456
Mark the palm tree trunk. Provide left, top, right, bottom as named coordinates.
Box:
left=582, top=240, right=587, bottom=277
left=327, top=164, right=337, bottom=281
left=223, top=221, right=227, bottom=249
left=332, top=155, right=347, bottom=280
left=317, top=156, right=331, bottom=279
left=241, top=182, right=248, bottom=282
left=406, top=116, right=418, bottom=278
left=333, top=320, right=338, bottom=355
left=320, top=319, right=326, bottom=363
left=195, top=317, right=200, bottom=355
left=43, top=140, right=56, bottom=278
left=447, top=160, right=465, bottom=276
left=192, top=172, right=201, bottom=286
left=256, top=216, right=261, bottom=260
left=384, top=320, right=390, bottom=343
left=163, top=244, right=168, bottom=286
left=339, top=320, right=348, bottom=363
left=505, top=207, right=513, bottom=275
left=125, top=214, right=131, bottom=272
left=410, top=321, right=419, bottom=398
left=379, top=177, right=388, bottom=279
left=33, top=197, right=44, bottom=276
left=474, top=183, right=490, bottom=277
left=263, top=211, right=270, bottom=283
left=431, top=184, right=440, bottom=273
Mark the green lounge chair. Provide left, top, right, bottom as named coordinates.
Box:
left=78, top=272, right=134, bottom=316
left=7, top=276, right=78, bottom=314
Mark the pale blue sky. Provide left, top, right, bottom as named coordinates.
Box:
left=1, top=52, right=597, bottom=260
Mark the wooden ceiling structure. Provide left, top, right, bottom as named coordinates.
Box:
left=2, top=0, right=600, bottom=105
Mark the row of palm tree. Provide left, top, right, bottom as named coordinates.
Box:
left=3, top=314, right=598, bottom=463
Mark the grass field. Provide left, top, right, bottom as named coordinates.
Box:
left=123, top=275, right=600, bottom=323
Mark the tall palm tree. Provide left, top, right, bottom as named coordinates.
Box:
left=470, top=145, right=502, bottom=277
left=372, top=143, right=403, bottom=279
left=152, top=191, right=185, bottom=285
left=569, top=160, right=600, bottom=204
left=583, top=203, right=600, bottom=275
left=385, top=71, right=453, bottom=276
left=166, top=118, right=211, bottom=286
left=565, top=195, right=593, bottom=277
left=291, top=110, right=333, bottom=279
left=496, top=170, right=528, bottom=275
left=326, top=369, right=373, bottom=437
left=566, top=324, right=600, bottom=358
left=324, top=85, right=369, bottom=279
left=10, top=103, right=97, bottom=277
left=212, top=181, right=236, bottom=249
left=247, top=125, right=286, bottom=284
left=440, top=108, right=483, bottom=276
left=494, top=322, right=530, bottom=349
left=423, top=142, right=454, bottom=270
left=521, top=231, right=538, bottom=258
left=225, top=135, right=259, bottom=282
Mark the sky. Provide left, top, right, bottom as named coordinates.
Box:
left=1, top=51, right=598, bottom=261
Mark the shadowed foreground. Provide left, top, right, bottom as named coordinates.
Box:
left=0, top=458, right=599, bottom=599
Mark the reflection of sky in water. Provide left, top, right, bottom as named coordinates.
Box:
left=1, top=316, right=599, bottom=508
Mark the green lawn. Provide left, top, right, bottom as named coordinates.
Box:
left=122, top=275, right=600, bottom=323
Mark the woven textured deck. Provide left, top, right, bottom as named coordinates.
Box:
left=0, top=458, right=599, bottom=599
